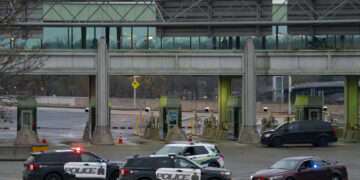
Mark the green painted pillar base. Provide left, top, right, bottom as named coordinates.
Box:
left=344, top=76, right=360, bottom=140
left=217, top=76, right=232, bottom=139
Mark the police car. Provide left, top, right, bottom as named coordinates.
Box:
left=23, top=147, right=122, bottom=180
left=153, top=142, right=224, bottom=168
left=120, top=154, right=232, bottom=180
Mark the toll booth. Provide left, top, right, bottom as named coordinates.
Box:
left=17, top=96, right=37, bottom=133
left=227, top=96, right=242, bottom=140
left=295, top=95, right=323, bottom=120
left=88, top=96, right=111, bottom=138
left=159, top=96, right=182, bottom=139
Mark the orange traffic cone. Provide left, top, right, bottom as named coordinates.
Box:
left=42, top=136, right=47, bottom=144
left=118, top=132, right=123, bottom=144
left=188, top=134, right=192, bottom=142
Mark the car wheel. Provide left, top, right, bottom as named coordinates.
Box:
left=330, top=174, right=341, bottom=180
left=45, top=173, right=62, bottom=180
left=286, top=178, right=295, bottom=180
left=318, top=136, right=329, bottom=147
left=208, top=162, right=219, bottom=167
left=109, top=171, right=119, bottom=180
left=271, top=137, right=284, bottom=147
left=208, top=178, right=221, bottom=180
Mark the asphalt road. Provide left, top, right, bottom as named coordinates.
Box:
left=1, top=142, right=360, bottom=180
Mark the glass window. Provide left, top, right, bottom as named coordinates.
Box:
left=81, top=153, right=99, bottom=162
left=125, top=158, right=153, bottom=168
left=174, top=158, right=195, bottom=168
left=199, top=37, right=213, bottom=49
left=62, top=153, right=80, bottom=162
left=0, top=38, right=10, bottom=49
left=153, top=158, right=172, bottom=168
left=270, top=159, right=300, bottom=170
left=194, top=146, right=208, bottom=155
left=155, top=146, right=185, bottom=155
left=121, top=27, right=132, bottom=49
left=43, top=27, right=69, bottom=49
left=183, top=147, right=195, bottom=156
left=148, top=27, right=157, bottom=49
left=300, top=123, right=315, bottom=131
left=109, top=27, right=117, bottom=49
left=133, top=27, right=148, bottom=49
left=162, top=37, right=174, bottom=49
left=71, top=27, right=81, bottom=49
left=288, top=123, right=300, bottom=132
left=191, top=37, right=200, bottom=50
left=299, top=160, right=315, bottom=169
left=86, top=27, right=95, bottom=49
left=174, top=37, right=190, bottom=50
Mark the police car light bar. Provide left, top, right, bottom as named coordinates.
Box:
left=71, top=146, right=82, bottom=153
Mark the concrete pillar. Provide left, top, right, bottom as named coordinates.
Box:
left=239, top=39, right=259, bottom=143
left=344, top=76, right=359, bottom=140
left=217, top=76, right=232, bottom=139
left=91, top=36, right=114, bottom=144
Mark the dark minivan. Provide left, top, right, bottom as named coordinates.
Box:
left=261, top=120, right=337, bottom=147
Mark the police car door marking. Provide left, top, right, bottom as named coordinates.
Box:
left=156, top=168, right=201, bottom=180
left=64, top=162, right=107, bottom=179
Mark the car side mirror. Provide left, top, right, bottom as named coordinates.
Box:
left=190, top=165, right=197, bottom=169
left=184, top=152, right=191, bottom=156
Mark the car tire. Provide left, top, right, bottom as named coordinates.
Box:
left=44, top=173, right=62, bottom=180
left=271, top=137, right=284, bottom=147
left=318, top=136, right=329, bottom=147
left=286, top=178, right=295, bottom=180
left=208, top=162, right=220, bottom=168
left=330, top=174, right=341, bottom=180
left=312, top=142, right=319, bottom=147
left=109, top=171, right=119, bottom=180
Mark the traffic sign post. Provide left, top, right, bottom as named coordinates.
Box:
left=133, top=77, right=140, bottom=109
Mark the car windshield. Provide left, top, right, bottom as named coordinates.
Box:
left=155, top=146, right=185, bottom=155
left=270, top=159, right=300, bottom=170
left=275, top=122, right=290, bottom=130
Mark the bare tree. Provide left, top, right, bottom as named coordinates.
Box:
left=0, top=0, right=45, bottom=126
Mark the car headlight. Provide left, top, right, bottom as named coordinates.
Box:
left=220, top=171, right=231, bottom=176
left=270, top=175, right=283, bottom=180
left=264, top=133, right=271, bottom=138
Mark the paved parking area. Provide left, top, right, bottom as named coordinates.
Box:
left=1, top=140, right=359, bottom=180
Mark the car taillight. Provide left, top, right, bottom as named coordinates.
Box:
left=333, top=129, right=337, bottom=136
left=121, top=169, right=131, bottom=176
left=29, top=164, right=39, bottom=171
left=220, top=154, right=224, bottom=160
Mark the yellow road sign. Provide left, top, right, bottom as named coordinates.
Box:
left=132, top=80, right=140, bottom=89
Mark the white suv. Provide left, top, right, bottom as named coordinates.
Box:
left=153, top=141, right=225, bottom=168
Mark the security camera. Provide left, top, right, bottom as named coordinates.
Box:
left=145, top=107, right=150, bottom=112
left=323, top=106, right=328, bottom=111
left=85, top=107, right=89, bottom=112
left=204, top=107, right=210, bottom=112
left=263, top=107, right=268, bottom=112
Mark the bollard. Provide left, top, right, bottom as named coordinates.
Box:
left=141, top=115, right=144, bottom=134
left=118, top=132, right=123, bottom=144
left=188, top=134, right=192, bottom=142
left=190, top=116, right=194, bottom=135
left=136, top=116, right=139, bottom=135
left=42, top=136, right=47, bottom=144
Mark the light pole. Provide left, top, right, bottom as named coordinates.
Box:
left=288, top=75, right=292, bottom=114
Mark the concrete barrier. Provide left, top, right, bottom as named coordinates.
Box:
left=0, top=146, right=32, bottom=160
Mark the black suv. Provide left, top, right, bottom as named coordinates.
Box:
left=261, top=120, right=337, bottom=147
left=23, top=148, right=122, bottom=180
left=120, top=155, right=232, bottom=180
